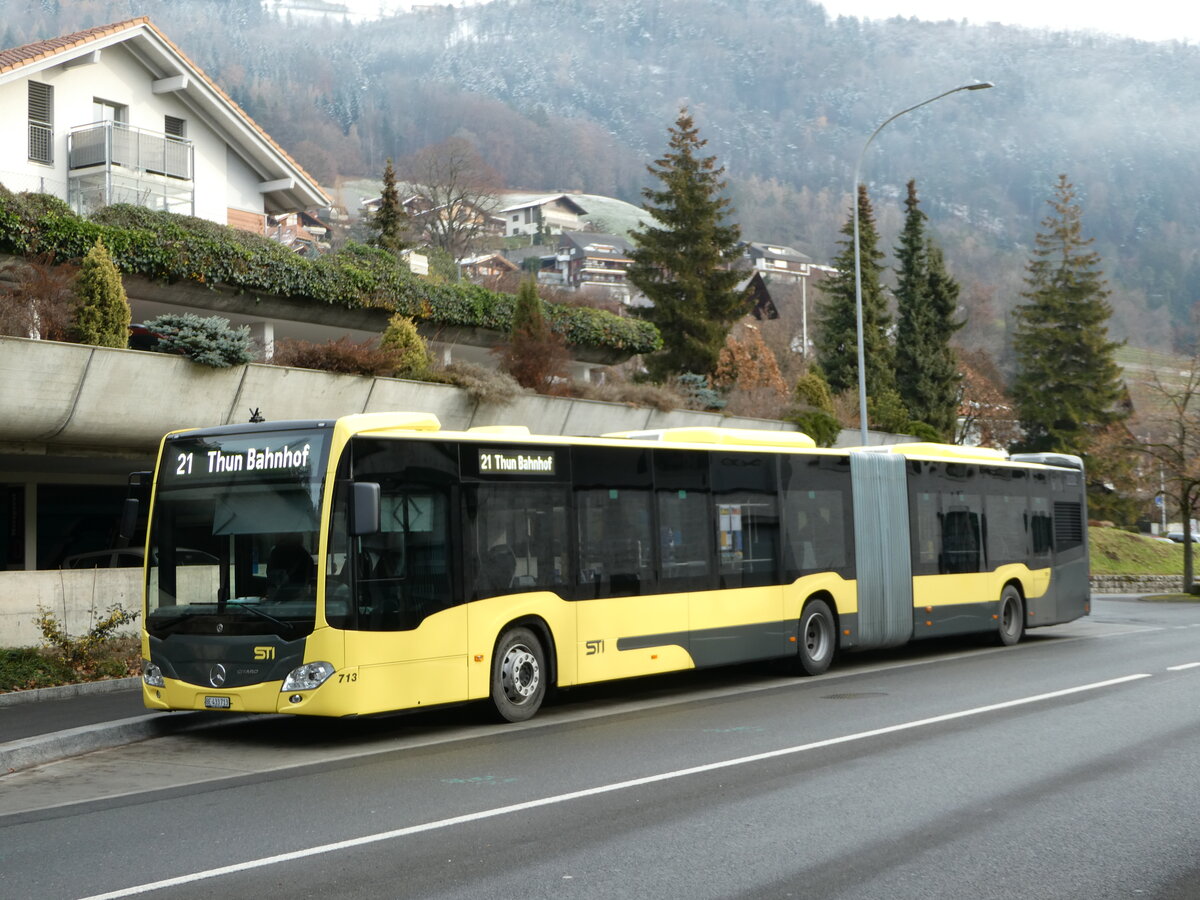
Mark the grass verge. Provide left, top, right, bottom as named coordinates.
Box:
left=0, top=637, right=140, bottom=693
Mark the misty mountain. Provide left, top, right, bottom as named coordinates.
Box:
left=5, top=0, right=1200, bottom=356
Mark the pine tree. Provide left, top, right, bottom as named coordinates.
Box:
left=73, top=238, right=130, bottom=348
left=894, top=181, right=963, bottom=438
left=816, top=184, right=894, bottom=401
left=1011, top=175, right=1126, bottom=454
left=368, top=158, right=410, bottom=254
left=628, top=107, right=744, bottom=380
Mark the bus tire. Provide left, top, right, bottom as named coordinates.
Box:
left=795, top=599, right=836, bottom=676
left=996, top=585, right=1025, bottom=646
left=491, top=627, right=547, bottom=722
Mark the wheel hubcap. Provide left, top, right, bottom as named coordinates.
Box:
left=805, top=615, right=828, bottom=659
left=501, top=645, right=539, bottom=702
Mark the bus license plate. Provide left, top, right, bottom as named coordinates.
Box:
left=204, top=696, right=231, bottom=709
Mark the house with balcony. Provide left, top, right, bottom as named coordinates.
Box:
left=500, top=194, right=589, bottom=238
left=0, top=17, right=327, bottom=232
left=550, top=232, right=645, bottom=307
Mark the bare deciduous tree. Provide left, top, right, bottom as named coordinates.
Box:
left=1135, top=356, right=1200, bottom=592
left=401, top=137, right=503, bottom=259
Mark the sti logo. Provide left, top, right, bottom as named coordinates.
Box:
left=253, top=646, right=276, bottom=661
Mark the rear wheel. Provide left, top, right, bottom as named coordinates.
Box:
left=996, top=585, right=1025, bottom=646
left=490, top=627, right=547, bottom=722
left=795, top=599, right=836, bottom=676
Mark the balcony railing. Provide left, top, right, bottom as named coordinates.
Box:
left=68, top=121, right=192, bottom=180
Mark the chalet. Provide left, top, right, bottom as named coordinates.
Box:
left=0, top=18, right=328, bottom=232
left=551, top=232, right=643, bottom=306
left=459, top=251, right=520, bottom=283
left=737, top=241, right=813, bottom=282
left=500, top=193, right=588, bottom=237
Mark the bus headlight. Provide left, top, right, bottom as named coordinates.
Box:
left=143, top=661, right=165, bottom=688
left=281, top=661, right=335, bottom=692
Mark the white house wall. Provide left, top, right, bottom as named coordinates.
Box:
left=0, top=42, right=267, bottom=225
left=223, top=145, right=266, bottom=219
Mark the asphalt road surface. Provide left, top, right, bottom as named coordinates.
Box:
left=2, top=597, right=1199, bottom=900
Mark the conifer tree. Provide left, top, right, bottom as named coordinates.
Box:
left=368, top=158, right=410, bottom=254
left=497, top=279, right=568, bottom=391
left=73, top=238, right=130, bottom=348
left=628, top=107, right=744, bottom=380
left=1011, top=175, right=1126, bottom=454
left=816, top=184, right=894, bottom=401
left=894, top=180, right=963, bottom=438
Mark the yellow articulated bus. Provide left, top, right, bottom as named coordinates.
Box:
left=139, top=412, right=1089, bottom=722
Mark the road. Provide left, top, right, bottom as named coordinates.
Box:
left=2, top=597, right=1199, bottom=900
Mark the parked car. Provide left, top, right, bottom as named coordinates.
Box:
left=1165, top=531, right=1200, bottom=543
left=61, top=548, right=217, bottom=569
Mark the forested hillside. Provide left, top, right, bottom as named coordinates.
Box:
left=5, top=0, right=1200, bottom=359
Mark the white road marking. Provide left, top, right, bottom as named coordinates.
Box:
left=79, top=673, right=1152, bottom=900
left=1167, top=662, right=1200, bottom=671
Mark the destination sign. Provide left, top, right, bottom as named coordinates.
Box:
left=162, top=428, right=329, bottom=487
left=477, top=448, right=556, bottom=476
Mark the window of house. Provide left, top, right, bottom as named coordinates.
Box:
left=164, top=115, right=186, bottom=139
left=93, top=98, right=128, bottom=123
left=27, top=82, right=53, bottom=164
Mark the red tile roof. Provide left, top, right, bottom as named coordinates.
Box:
left=0, top=17, right=328, bottom=205
left=0, top=18, right=149, bottom=75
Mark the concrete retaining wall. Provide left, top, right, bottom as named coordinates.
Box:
left=0, top=569, right=142, bottom=648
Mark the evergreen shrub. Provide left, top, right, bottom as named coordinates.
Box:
left=785, top=410, right=842, bottom=448
left=73, top=238, right=130, bottom=348
left=142, top=313, right=257, bottom=367
left=379, top=313, right=431, bottom=378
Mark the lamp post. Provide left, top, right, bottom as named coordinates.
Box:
left=852, top=81, right=993, bottom=445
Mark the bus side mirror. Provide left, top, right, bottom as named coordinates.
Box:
left=350, top=482, right=381, bottom=536
left=117, top=498, right=140, bottom=546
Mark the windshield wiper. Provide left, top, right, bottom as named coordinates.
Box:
left=229, top=601, right=293, bottom=633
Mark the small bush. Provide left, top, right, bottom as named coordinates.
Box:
left=785, top=409, right=843, bottom=447
left=35, top=604, right=139, bottom=676
left=379, top=313, right=432, bottom=378
left=904, top=421, right=943, bottom=442
left=793, top=370, right=835, bottom=414
left=576, top=379, right=684, bottom=412
left=674, top=372, right=726, bottom=410
left=273, top=335, right=402, bottom=377
left=0, top=253, right=77, bottom=340
left=143, top=313, right=257, bottom=367
left=439, top=362, right=523, bottom=405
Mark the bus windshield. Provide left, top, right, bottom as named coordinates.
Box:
left=146, top=426, right=330, bottom=640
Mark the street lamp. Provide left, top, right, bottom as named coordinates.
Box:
left=852, top=81, right=993, bottom=445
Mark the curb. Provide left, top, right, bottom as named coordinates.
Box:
left=0, top=710, right=254, bottom=775
left=0, top=676, right=141, bottom=708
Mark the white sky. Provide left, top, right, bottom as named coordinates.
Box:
left=817, top=0, right=1200, bottom=43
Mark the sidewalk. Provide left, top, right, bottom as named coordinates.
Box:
left=0, top=678, right=241, bottom=774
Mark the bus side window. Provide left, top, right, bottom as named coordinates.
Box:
left=468, top=484, right=569, bottom=599
left=576, top=487, right=654, bottom=597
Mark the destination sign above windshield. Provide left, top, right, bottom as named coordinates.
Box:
left=477, top=448, right=557, bottom=476
left=162, top=429, right=330, bottom=486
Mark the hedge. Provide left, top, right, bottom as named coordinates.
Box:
left=0, top=188, right=662, bottom=356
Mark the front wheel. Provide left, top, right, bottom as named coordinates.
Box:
left=996, top=585, right=1025, bottom=646
left=795, top=599, right=836, bottom=676
left=490, top=627, right=547, bottom=722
